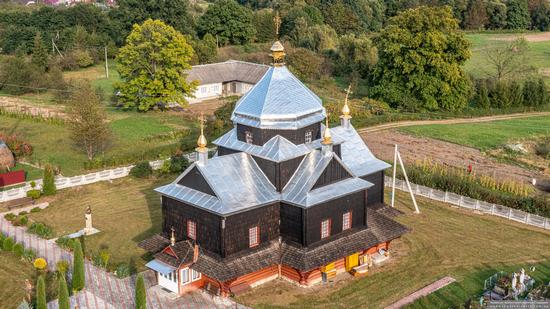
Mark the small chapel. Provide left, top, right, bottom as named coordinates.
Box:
left=139, top=39, right=409, bottom=297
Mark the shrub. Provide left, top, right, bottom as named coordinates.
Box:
left=26, top=189, right=41, bottom=200
left=28, top=222, right=54, bottom=239
left=169, top=154, right=190, bottom=173
left=13, top=243, right=24, bottom=257
left=34, top=258, right=48, bottom=270
left=114, top=262, right=136, bottom=279
left=2, top=237, right=14, bottom=251
left=535, top=137, right=550, bottom=159
left=13, top=215, right=28, bottom=226
left=0, top=133, right=33, bottom=158
left=73, top=49, right=94, bottom=68
left=56, top=260, right=69, bottom=276
left=22, top=248, right=36, bottom=262
left=129, top=161, right=153, bottom=178
left=30, top=207, right=42, bottom=213
left=42, top=164, right=56, bottom=196
left=4, top=213, right=16, bottom=221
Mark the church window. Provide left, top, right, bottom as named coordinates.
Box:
left=249, top=226, right=259, bottom=247
left=321, top=219, right=331, bottom=239
left=342, top=211, right=352, bottom=230
left=187, top=220, right=196, bottom=240
left=305, top=131, right=312, bottom=143
left=245, top=131, right=254, bottom=144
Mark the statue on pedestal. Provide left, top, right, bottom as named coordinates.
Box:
left=84, top=206, right=93, bottom=235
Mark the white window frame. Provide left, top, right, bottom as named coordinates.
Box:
left=342, top=211, right=352, bottom=231
left=305, top=131, right=313, bottom=143
left=201, top=86, right=207, bottom=94
left=187, top=220, right=196, bottom=240
left=180, top=267, right=190, bottom=285
left=321, top=219, right=331, bottom=239
left=191, top=269, right=201, bottom=281
left=249, top=226, right=260, bottom=248
left=245, top=131, right=253, bottom=144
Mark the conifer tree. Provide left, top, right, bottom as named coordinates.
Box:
left=36, top=276, right=46, bottom=309
left=58, top=274, right=70, bottom=309
left=42, top=164, right=56, bottom=196
left=475, top=80, right=490, bottom=109
left=31, top=32, right=48, bottom=72
left=72, top=239, right=85, bottom=292
left=135, top=273, right=146, bottom=309
left=537, top=78, right=549, bottom=106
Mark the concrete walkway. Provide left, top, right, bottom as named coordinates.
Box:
left=384, top=276, right=456, bottom=309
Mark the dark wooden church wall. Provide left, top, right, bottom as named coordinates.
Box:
left=217, top=146, right=241, bottom=157
left=223, top=203, right=280, bottom=257
left=162, top=197, right=222, bottom=254
left=333, top=144, right=341, bottom=158
left=280, top=202, right=303, bottom=244
left=236, top=123, right=321, bottom=146
left=177, top=166, right=217, bottom=196
left=361, top=171, right=385, bottom=206
left=304, top=190, right=366, bottom=247
left=311, top=158, right=352, bottom=190
left=253, top=155, right=305, bottom=191
left=279, top=155, right=305, bottom=190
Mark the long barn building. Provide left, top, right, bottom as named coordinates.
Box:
left=139, top=41, right=408, bottom=297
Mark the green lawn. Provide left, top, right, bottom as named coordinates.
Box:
left=0, top=112, right=198, bottom=176
left=237, top=190, right=550, bottom=308
left=399, top=116, right=550, bottom=151
left=464, top=32, right=550, bottom=83
left=0, top=251, right=35, bottom=309
left=27, top=176, right=166, bottom=270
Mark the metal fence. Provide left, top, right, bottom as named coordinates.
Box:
left=0, top=152, right=201, bottom=203
left=385, top=177, right=550, bottom=230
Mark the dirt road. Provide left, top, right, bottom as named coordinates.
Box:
left=357, top=111, right=550, bottom=133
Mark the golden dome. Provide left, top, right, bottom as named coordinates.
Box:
left=322, top=117, right=332, bottom=145
left=196, top=114, right=208, bottom=150
left=270, top=41, right=286, bottom=66
left=341, top=85, right=352, bottom=119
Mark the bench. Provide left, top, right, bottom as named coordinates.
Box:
left=3, top=197, right=34, bottom=211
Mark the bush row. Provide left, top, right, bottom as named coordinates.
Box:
left=0, top=233, right=37, bottom=262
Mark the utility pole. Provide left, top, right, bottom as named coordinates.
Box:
left=104, top=46, right=109, bottom=79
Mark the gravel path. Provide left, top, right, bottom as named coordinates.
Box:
left=384, top=276, right=456, bottom=309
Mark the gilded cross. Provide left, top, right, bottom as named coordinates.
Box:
left=199, top=112, right=205, bottom=133
left=345, top=85, right=352, bottom=103
left=274, top=12, right=281, bottom=37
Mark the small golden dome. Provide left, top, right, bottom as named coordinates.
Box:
left=270, top=41, right=286, bottom=66
left=341, top=85, right=352, bottom=119
left=196, top=114, right=208, bottom=150
left=322, top=117, right=332, bottom=145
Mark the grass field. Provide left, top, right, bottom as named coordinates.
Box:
left=0, top=251, right=35, bottom=309
left=399, top=116, right=550, bottom=151
left=0, top=112, right=197, bottom=176
left=27, top=176, right=166, bottom=270
left=464, top=32, right=550, bottom=82
left=237, top=190, right=550, bottom=308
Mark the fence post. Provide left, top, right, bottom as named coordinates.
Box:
left=459, top=196, right=463, bottom=207
left=508, top=208, right=512, bottom=219
left=444, top=191, right=448, bottom=203
left=525, top=213, right=530, bottom=224
left=491, top=204, right=495, bottom=215
left=475, top=200, right=480, bottom=210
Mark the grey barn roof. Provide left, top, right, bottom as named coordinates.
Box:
left=332, top=125, right=391, bottom=176
left=231, top=66, right=326, bottom=130
left=212, top=126, right=344, bottom=163
left=186, top=60, right=269, bottom=85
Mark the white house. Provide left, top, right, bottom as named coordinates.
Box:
left=186, top=60, right=269, bottom=103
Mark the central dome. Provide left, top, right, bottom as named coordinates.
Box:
left=231, top=66, right=326, bottom=130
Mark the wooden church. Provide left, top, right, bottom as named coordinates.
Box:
left=139, top=40, right=409, bottom=297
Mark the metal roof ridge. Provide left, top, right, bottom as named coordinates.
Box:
left=232, top=66, right=274, bottom=120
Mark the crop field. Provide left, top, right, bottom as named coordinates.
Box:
left=399, top=116, right=550, bottom=151
left=464, top=32, right=550, bottom=82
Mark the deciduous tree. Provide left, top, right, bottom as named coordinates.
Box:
left=485, top=38, right=532, bottom=81
left=67, top=81, right=110, bottom=160
left=371, top=6, right=472, bottom=111
left=197, top=0, right=256, bottom=45
left=507, top=0, right=530, bottom=29
left=116, top=19, right=196, bottom=111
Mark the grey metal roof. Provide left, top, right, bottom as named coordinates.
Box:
left=186, top=60, right=269, bottom=85
left=155, top=152, right=279, bottom=216
left=231, top=66, right=326, bottom=130
left=282, top=150, right=373, bottom=207
left=212, top=126, right=344, bottom=163
left=332, top=125, right=391, bottom=176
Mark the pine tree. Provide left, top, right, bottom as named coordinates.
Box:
left=36, top=276, right=46, bottom=309
left=509, top=80, right=524, bottom=106
left=475, top=80, right=490, bottom=108
left=42, top=164, right=56, bottom=196
left=72, top=239, right=85, bottom=292
left=537, top=78, right=549, bottom=106
left=31, top=32, right=49, bottom=72
left=135, top=274, right=146, bottom=309
left=523, top=79, right=539, bottom=106
left=58, top=274, right=70, bottom=309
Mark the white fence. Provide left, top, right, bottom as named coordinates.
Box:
left=0, top=152, right=200, bottom=203
left=385, top=177, right=550, bottom=230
